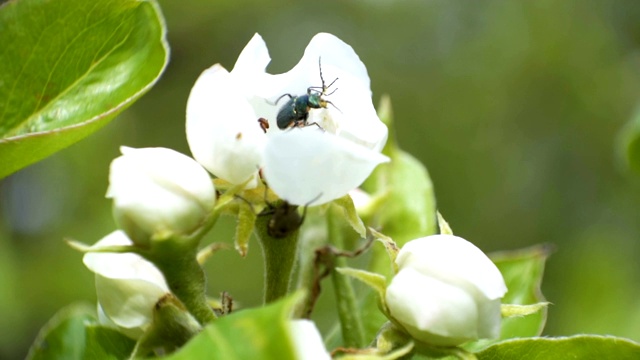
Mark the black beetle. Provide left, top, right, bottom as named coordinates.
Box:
left=275, top=58, right=339, bottom=130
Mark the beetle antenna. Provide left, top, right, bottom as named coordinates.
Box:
left=318, top=57, right=325, bottom=89
left=325, top=85, right=338, bottom=96
left=325, top=100, right=342, bottom=113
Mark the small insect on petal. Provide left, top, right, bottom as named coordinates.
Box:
left=275, top=58, right=338, bottom=131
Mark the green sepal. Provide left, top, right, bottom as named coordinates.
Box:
left=196, top=242, right=229, bottom=265
left=212, top=177, right=256, bottom=213
left=235, top=200, right=257, bottom=257
left=336, top=267, right=387, bottom=304
left=501, top=303, right=549, bottom=318
left=65, top=238, right=141, bottom=255
left=437, top=212, right=453, bottom=235
left=332, top=194, right=367, bottom=238
left=369, top=229, right=400, bottom=273
left=0, top=0, right=169, bottom=179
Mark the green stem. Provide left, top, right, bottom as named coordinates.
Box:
left=293, top=215, right=328, bottom=318
left=254, top=214, right=300, bottom=303
left=328, top=206, right=366, bottom=348
left=148, top=242, right=216, bottom=325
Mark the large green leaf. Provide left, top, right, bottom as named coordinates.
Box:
left=477, top=336, right=640, bottom=360
left=162, top=295, right=301, bottom=360
left=26, top=303, right=135, bottom=360
left=0, top=0, right=169, bottom=179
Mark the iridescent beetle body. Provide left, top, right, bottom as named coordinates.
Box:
left=275, top=58, right=338, bottom=130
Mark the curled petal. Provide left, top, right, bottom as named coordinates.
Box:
left=262, top=129, right=389, bottom=206
left=186, top=64, right=266, bottom=185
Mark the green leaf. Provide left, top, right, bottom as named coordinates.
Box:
left=466, top=245, right=551, bottom=352
left=162, top=294, right=302, bottom=360
left=477, top=336, right=640, bottom=360
left=235, top=200, right=257, bottom=257
left=0, top=0, right=169, bottom=179
left=84, top=325, right=137, bottom=360
left=26, top=303, right=135, bottom=360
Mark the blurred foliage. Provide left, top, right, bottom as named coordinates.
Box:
left=2, top=0, right=640, bottom=358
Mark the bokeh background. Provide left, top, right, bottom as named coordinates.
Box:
left=2, top=0, right=640, bottom=358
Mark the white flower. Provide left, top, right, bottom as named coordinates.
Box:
left=186, top=33, right=389, bottom=206
left=289, top=319, right=331, bottom=360
left=83, top=231, right=170, bottom=339
left=385, top=235, right=508, bottom=346
left=107, top=147, right=216, bottom=246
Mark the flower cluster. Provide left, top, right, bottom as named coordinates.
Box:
left=78, top=32, right=509, bottom=358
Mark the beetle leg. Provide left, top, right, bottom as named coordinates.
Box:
left=275, top=93, right=293, bottom=105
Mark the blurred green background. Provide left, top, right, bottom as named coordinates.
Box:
left=2, top=0, right=640, bottom=358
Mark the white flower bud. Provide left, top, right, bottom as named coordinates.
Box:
left=107, top=147, right=216, bottom=247
left=289, top=319, right=331, bottom=360
left=385, top=235, right=507, bottom=346
left=83, top=231, right=170, bottom=339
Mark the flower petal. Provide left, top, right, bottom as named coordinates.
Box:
left=386, top=268, right=479, bottom=346
left=289, top=319, right=331, bottom=360
left=258, top=33, right=387, bottom=150
left=83, top=231, right=169, bottom=289
left=262, top=128, right=389, bottom=206
left=94, top=274, right=167, bottom=330
left=231, top=33, right=271, bottom=80
left=396, top=235, right=507, bottom=300
left=83, top=231, right=170, bottom=337
left=262, top=33, right=371, bottom=98
left=186, top=64, right=266, bottom=185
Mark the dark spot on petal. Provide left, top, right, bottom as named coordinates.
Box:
left=236, top=132, right=242, bottom=140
